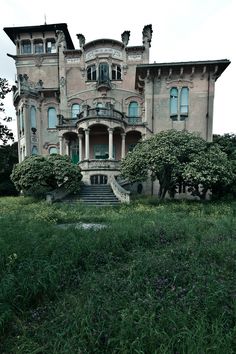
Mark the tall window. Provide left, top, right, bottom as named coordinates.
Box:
left=34, top=40, right=44, bottom=54
left=30, top=106, right=37, bottom=129
left=32, top=146, right=38, bottom=155
left=180, top=87, right=189, bottom=116
left=170, top=87, right=189, bottom=120
left=46, top=39, right=56, bottom=53
left=128, top=101, right=139, bottom=117
left=48, top=108, right=57, bottom=128
left=170, top=88, right=178, bottom=117
left=87, top=65, right=97, bottom=81
left=71, top=104, right=80, bottom=119
left=99, top=63, right=109, bottom=83
left=112, top=64, right=121, bottom=80
left=21, top=40, right=32, bottom=54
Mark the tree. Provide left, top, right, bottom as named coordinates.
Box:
left=0, top=78, right=14, bottom=145
left=0, top=142, right=18, bottom=196
left=11, top=154, right=82, bottom=198
left=182, top=144, right=234, bottom=200
left=121, top=130, right=206, bottom=199
left=212, top=134, right=236, bottom=198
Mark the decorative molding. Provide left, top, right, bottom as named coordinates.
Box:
left=35, top=55, right=44, bottom=67
left=166, top=79, right=194, bottom=88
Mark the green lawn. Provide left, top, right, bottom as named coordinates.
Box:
left=0, top=197, right=236, bottom=353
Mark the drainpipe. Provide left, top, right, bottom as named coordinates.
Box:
left=152, top=76, right=154, bottom=132
left=206, top=71, right=210, bottom=141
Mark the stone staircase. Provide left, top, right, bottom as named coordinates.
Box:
left=64, top=184, right=121, bottom=206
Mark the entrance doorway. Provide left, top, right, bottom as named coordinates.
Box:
left=90, top=175, right=108, bottom=185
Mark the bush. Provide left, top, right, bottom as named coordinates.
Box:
left=11, top=155, right=82, bottom=198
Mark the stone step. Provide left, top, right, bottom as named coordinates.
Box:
left=63, top=184, right=120, bottom=206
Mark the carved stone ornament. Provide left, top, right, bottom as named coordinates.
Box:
left=121, top=31, right=130, bottom=46
left=60, top=76, right=66, bottom=87
left=77, top=34, right=86, bottom=48
left=35, top=55, right=44, bottom=67
left=56, top=30, right=66, bottom=48
left=142, top=24, right=153, bottom=47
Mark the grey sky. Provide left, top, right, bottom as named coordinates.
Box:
left=1, top=0, right=235, bottom=136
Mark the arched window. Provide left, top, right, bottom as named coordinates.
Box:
left=21, top=40, right=32, bottom=54
left=30, top=106, right=37, bottom=129
left=170, top=87, right=178, bottom=117
left=87, top=65, right=97, bottom=81
left=128, top=101, right=139, bottom=117
left=34, top=39, right=44, bottom=54
left=71, top=104, right=80, bottom=119
left=112, top=64, right=121, bottom=80
left=180, top=87, right=189, bottom=116
left=48, top=108, right=57, bottom=128
left=49, top=147, right=58, bottom=154
left=32, top=146, right=38, bottom=155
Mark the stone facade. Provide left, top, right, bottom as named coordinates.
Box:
left=4, top=23, right=230, bottom=190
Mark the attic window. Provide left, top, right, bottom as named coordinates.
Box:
left=34, top=40, right=44, bottom=54
left=21, top=40, right=32, bottom=54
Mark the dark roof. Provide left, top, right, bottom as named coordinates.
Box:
left=3, top=23, right=74, bottom=49
left=136, top=59, right=230, bottom=79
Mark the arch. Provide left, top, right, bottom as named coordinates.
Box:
left=128, top=101, right=139, bottom=117
left=49, top=146, right=58, bottom=155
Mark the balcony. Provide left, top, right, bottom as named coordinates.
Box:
left=79, top=159, right=121, bottom=171
left=57, top=108, right=145, bottom=128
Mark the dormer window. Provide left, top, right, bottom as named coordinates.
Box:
left=34, top=40, right=44, bottom=54
left=46, top=39, right=56, bottom=53
left=21, top=40, right=32, bottom=54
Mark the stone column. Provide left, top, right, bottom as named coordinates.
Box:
left=78, top=133, right=83, bottom=161
left=85, top=129, right=90, bottom=160
left=65, top=140, right=69, bottom=156
left=108, top=128, right=114, bottom=160
left=59, top=136, right=63, bottom=155
left=121, top=133, right=126, bottom=159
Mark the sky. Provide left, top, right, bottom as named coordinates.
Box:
left=1, top=0, right=235, bottom=138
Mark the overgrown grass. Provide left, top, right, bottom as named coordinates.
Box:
left=0, top=197, right=236, bottom=353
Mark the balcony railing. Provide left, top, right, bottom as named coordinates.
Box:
left=57, top=108, right=144, bottom=127
left=127, top=117, right=143, bottom=124
left=78, top=107, right=124, bottom=120
left=79, top=159, right=121, bottom=170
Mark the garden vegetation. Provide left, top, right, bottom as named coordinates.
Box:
left=0, top=197, right=235, bottom=353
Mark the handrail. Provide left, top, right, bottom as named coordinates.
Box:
left=109, top=175, right=130, bottom=203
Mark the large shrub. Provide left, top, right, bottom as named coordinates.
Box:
left=11, top=154, right=82, bottom=197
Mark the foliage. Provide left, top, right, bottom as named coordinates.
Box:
left=121, top=130, right=206, bottom=199
left=0, top=78, right=14, bottom=145
left=11, top=154, right=82, bottom=197
left=183, top=144, right=234, bottom=199
left=212, top=134, right=236, bottom=198
left=0, top=142, right=18, bottom=196
left=0, top=197, right=235, bottom=353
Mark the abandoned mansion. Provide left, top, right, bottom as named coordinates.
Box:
left=4, top=23, right=230, bottom=191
